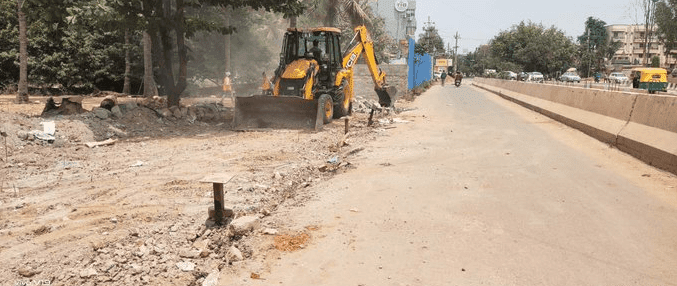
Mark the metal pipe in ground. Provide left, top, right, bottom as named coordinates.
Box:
left=213, top=183, right=224, bottom=225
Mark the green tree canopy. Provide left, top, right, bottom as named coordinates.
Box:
left=577, top=17, right=620, bottom=76
left=490, top=21, right=576, bottom=76
left=416, top=25, right=445, bottom=56
left=655, top=0, right=677, bottom=60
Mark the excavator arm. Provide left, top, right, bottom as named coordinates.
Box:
left=341, top=25, right=396, bottom=107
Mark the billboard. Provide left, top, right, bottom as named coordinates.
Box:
left=435, top=59, right=450, bottom=66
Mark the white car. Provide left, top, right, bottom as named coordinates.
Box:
left=559, top=72, right=581, bottom=83
left=527, top=72, right=544, bottom=82
left=608, top=72, right=629, bottom=83
left=504, top=71, right=517, bottom=80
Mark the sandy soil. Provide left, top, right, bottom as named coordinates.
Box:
left=0, top=92, right=415, bottom=286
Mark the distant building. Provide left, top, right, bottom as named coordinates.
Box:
left=369, top=0, right=417, bottom=60
left=606, top=24, right=677, bottom=69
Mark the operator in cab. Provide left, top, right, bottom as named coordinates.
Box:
left=309, top=40, right=323, bottom=63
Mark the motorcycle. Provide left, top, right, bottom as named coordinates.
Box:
left=454, top=73, right=463, bottom=87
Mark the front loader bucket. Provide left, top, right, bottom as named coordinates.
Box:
left=233, top=95, right=323, bottom=131
left=376, top=85, right=398, bottom=107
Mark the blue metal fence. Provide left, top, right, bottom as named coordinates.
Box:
left=408, top=37, right=433, bottom=90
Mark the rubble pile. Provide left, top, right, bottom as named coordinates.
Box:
left=15, top=157, right=355, bottom=285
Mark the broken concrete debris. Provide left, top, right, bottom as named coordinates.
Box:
left=176, top=261, right=195, bottom=272
left=229, top=216, right=259, bottom=236
left=227, top=246, right=243, bottom=262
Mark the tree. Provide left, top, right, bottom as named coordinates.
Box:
left=17, top=0, right=28, bottom=103
left=655, top=0, right=677, bottom=63
left=416, top=24, right=445, bottom=56
left=66, top=1, right=145, bottom=94
left=651, top=55, right=660, bottom=67
left=0, top=0, right=143, bottom=94
left=144, top=0, right=305, bottom=107
left=1, top=0, right=305, bottom=101
left=0, top=0, right=18, bottom=90
left=143, top=31, right=155, bottom=97
left=490, top=21, right=576, bottom=77
left=577, top=17, right=620, bottom=76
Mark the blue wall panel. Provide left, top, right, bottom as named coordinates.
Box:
left=408, top=37, right=433, bottom=89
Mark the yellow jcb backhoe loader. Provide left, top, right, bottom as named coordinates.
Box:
left=233, top=25, right=397, bottom=130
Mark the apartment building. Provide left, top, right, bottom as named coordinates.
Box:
left=606, top=24, right=677, bottom=69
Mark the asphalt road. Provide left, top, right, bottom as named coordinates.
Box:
left=231, top=80, right=677, bottom=286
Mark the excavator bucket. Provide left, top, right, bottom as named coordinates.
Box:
left=375, top=85, right=397, bottom=107
left=232, top=95, right=324, bottom=131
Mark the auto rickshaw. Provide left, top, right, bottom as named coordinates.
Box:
left=630, top=67, right=668, bottom=94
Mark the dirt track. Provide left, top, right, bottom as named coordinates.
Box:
left=0, top=93, right=411, bottom=285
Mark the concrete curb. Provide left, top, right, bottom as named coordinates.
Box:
left=473, top=79, right=677, bottom=175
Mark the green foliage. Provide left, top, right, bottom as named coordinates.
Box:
left=651, top=55, right=660, bottom=67
left=416, top=25, right=445, bottom=56
left=577, top=17, right=619, bottom=76
left=0, top=0, right=143, bottom=92
left=0, top=0, right=18, bottom=88
left=490, top=21, right=576, bottom=76
left=655, top=0, right=677, bottom=60
left=0, top=0, right=306, bottom=95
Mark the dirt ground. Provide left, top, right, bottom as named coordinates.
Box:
left=0, top=92, right=417, bottom=286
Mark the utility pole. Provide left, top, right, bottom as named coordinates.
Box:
left=454, top=32, right=460, bottom=73
left=448, top=42, right=452, bottom=72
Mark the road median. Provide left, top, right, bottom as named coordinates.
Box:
left=473, top=78, right=677, bottom=175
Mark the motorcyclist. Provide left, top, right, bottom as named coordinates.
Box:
left=454, top=72, right=463, bottom=86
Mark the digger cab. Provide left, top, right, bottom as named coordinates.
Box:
left=275, top=27, right=344, bottom=97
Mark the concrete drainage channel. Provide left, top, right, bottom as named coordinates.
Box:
left=473, top=78, right=677, bottom=175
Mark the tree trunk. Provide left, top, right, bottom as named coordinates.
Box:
left=142, top=31, right=156, bottom=97
left=17, top=0, right=28, bottom=103
left=167, top=0, right=187, bottom=107
left=150, top=0, right=173, bottom=98
left=122, top=28, right=131, bottom=94
left=224, top=6, right=231, bottom=76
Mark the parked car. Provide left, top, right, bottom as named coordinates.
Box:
left=498, top=71, right=517, bottom=80
left=527, top=72, right=544, bottom=82
left=608, top=72, right=629, bottom=83
left=559, top=72, right=581, bottom=83
left=506, top=71, right=517, bottom=80
left=516, top=72, right=528, bottom=81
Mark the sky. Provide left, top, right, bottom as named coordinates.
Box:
left=413, top=0, right=642, bottom=54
